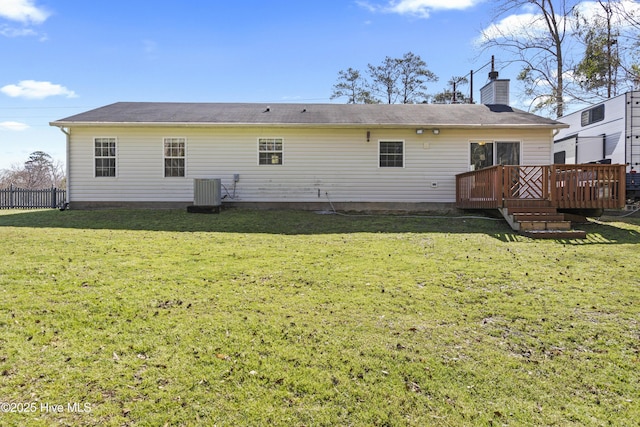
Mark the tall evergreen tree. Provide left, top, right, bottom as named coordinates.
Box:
left=574, top=0, right=621, bottom=98
left=331, top=52, right=437, bottom=104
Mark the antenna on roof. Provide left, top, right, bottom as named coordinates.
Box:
left=264, top=106, right=270, bottom=113
left=488, top=55, right=499, bottom=81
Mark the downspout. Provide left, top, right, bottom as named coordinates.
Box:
left=57, top=126, right=71, bottom=207
left=630, top=92, right=634, bottom=172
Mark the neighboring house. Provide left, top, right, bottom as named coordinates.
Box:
left=50, top=84, right=568, bottom=211
left=554, top=91, right=640, bottom=172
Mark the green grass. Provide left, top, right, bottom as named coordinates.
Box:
left=0, top=208, right=638, bottom=426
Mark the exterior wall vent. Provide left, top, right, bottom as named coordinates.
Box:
left=193, top=178, right=221, bottom=207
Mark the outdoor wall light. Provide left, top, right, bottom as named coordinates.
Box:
left=416, top=129, right=424, bottom=135
left=366, top=131, right=370, bottom=142
left=432, top=128, right=440, bottom=135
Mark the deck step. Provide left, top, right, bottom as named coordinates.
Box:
left=505, top=207, right=559, bottom=215
left=512, top=213, right=566, bottom=222
left=503, top=199, right=553, bottom=208
left=520, top=229, right=587, bottom=239
left=498, top=206, right=586, bottom=238
left=518, top=220, right=572, bottom=231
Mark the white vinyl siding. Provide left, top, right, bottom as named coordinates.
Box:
left=67, top=127, right=554, bottom=204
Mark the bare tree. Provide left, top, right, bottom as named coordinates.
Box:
left=480, top=0, right=577, bottom=118
left=0, top=151, right=65, bottom=189
left=610, top=0, right=640, bottom=89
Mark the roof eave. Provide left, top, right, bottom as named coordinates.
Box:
left=49, top=121, right=569, bottom=129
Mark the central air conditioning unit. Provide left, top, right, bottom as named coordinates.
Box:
left=188, top=178, right=222, bottom=213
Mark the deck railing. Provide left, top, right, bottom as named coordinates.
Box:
left=456, top=164, right=626, bottom=210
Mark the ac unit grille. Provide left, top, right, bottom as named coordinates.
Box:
left=194, top=179, right=221, bottom=206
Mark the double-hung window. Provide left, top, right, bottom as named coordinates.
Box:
left=379, top=141, right=404, bottom=167
left=164, top=138, right=186, bottom=177
left=258, top=138, right=283, bottom=165
left=94, top=137, right=117, bottom=177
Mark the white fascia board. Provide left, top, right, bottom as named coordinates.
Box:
left=49, top=121, right=568, bottom=130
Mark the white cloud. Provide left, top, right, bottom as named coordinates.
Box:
left=477, top=0, right=640, bottom=45
left=574, top=0, right=640, bottom=27
left=359, top=0, right=483, bottom=18
left=0, top=24, right=37, bottom=37
left=1, top=80, right=77, bottom=99
left=0, top=121, right=29, bottom=131
left=0, top=25, right=48, bottom=40
left=0, top=0, right=49, bottom=24
left=476, top=13, right=545, bottom=45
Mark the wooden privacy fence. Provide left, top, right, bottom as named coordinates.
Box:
left=0, top=185, right=66, bottom=209
left=456, top=164, right=626, bottom=210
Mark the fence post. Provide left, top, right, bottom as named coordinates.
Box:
left=51, top=186, right=57, bottom=208
left=9, top=184, right=14, bottom=209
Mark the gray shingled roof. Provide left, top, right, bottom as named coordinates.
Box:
left=50, top=102, right=567, bottom=129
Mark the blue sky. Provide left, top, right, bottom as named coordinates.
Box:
left=0, top=0, right=509, bottom=169
left=1, top=0, right=625, bottom=170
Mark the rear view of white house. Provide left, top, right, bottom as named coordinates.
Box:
left=50, top=81, right=568, bottom=211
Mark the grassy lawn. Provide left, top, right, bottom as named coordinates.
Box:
left=0, top=208, right=638, bottom=426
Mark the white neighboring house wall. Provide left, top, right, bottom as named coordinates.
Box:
left=64, top=126, right=555, bottom=208
left=554, top=91, right=640, bottom=172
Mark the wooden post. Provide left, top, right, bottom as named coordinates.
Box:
left=619, top=164, right=626, bottom=208
left=498, top=165, right=509, bottom=208
left=549, top=165, right=555, bottom=205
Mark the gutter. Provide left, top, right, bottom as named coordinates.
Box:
left=56, top=126, right=71, bottom=207
left=49, top=121, right=569, bottom=130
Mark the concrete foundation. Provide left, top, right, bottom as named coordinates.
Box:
left=69, top=200, right=461, bottom=214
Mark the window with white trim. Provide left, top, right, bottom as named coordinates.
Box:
left=258, top=138, right=283, bottom=165
left=94, top=137, right=117, bottom=177
left=379, top=141, right=404, bottom=167
left=164, top=138, right=186, bottom=177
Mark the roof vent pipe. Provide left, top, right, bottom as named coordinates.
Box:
left=488, top=56, right=499, bottom=80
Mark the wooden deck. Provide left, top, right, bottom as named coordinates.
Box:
left=456, top=164, right=627, bottom=211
